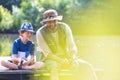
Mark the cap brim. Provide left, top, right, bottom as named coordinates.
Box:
left=18, top=30, right=35, bottom=33
left=27, top=30, right=35, bottom=33
left=40, top=16, right=63, bottom=24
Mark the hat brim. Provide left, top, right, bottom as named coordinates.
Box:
left=18, top=30, right=35, bottom=33
left=40, top=16, right=63, bottom=24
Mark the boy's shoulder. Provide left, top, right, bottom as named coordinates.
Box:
left=14, top=38, right=34, bottom=45
left=14, top=38, right=21, bottom=43
left=28, top=40, right=34, bottom=44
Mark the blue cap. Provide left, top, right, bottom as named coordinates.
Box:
left=19, top=22, right=34, bottom=32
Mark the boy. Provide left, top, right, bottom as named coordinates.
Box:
left=1, top=22, right=44, bottom=70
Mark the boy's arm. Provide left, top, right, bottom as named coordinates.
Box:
left=12, top=54, right=20, bottom=62
left=22, top=55, right=34, bottom=65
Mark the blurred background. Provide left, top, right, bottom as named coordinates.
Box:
left=0, top=0, right=120, bottom=80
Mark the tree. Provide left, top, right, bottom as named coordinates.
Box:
left=0, top=0, right=21, bottom=12
left=0, top=6, right=13, bottom=31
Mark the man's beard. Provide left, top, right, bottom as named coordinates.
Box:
left=48, top=24, right=57, bottom=33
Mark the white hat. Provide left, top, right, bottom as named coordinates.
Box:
left=40, top=9, right=63, bottom=24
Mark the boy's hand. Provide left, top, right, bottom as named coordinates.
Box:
left=22, top=59, right=31, bottom=66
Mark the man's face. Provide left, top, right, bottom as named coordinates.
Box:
left=46, top=20, right=57, bottom=27
left=45, top=20, right=58, bottom=32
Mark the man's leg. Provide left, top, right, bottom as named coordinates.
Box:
left=73, top=58, right=98, bottom=80
left=50, top=68, right=59, bottom=80
left=44, top=60, right=60, bottom=80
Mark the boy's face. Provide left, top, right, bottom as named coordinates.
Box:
left=22, top=31, right=33, bottom=40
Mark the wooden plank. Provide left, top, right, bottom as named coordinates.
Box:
left=0, top=69, right=50, bottom=74
left=0, top=56, right=73, bottom=77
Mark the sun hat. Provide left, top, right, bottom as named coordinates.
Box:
left=40, top=9, right=63, bottom=24
left=18, top=22, right=34, bottom=32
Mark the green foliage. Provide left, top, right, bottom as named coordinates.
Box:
left=20, top=0, right=43, bottom=31
left=0, top=35, right=13, bottom=56
left=0, top=0, right=72, bottom=31
left=0, top=6, right=13, bottom=31
left=0, top=0, right=21, bottom=12
left=1, top=0, right=116, bottom=35
left=12, top=6, right=24, bottom=30
left=0, top=0, right=74, bottom=32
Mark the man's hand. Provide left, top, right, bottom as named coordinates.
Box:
left=60, top=58, right=69, bottom=64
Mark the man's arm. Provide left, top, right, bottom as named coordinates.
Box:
left=47, top=53, right=68, bottom=64
left=65, top=24, right=78, bottom=59
left=36, top=30, right=68, bottom=64
left=36, top=29, right=51, bottom=57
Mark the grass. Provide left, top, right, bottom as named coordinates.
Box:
left=0, top=34, right=17, bottom=56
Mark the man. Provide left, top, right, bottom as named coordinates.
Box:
left=36, top=9, right=98, bottom=80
